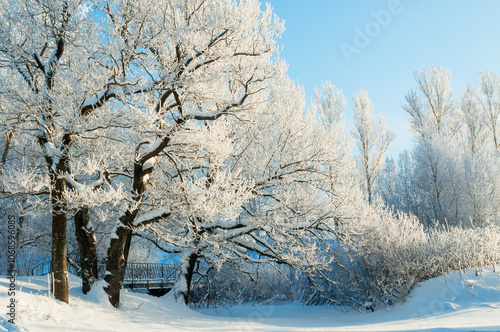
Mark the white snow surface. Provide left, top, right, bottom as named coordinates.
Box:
left=1, top=266, right=500, bottom=331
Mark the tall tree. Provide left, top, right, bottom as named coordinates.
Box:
left=131, top=78, right=358, bottom=304
left=0, top=0, right=103, bottom=302
left=393, top=67, right=500, bottom=227
left=312, top=81, right=346, bottom=128
left=352, top=89, right=394, bottom=204
left=86, top=0, right=287, bottom=307
left=459, top=82, right=500, bottom=226
left=460, top=85, right=485, bottom=156
left=0, top=0, right=148, bottom=300
left=403, top=66, right=457, bottom=224
left=478, top=71, right=500, bottom=150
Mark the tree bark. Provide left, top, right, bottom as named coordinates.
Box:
left=122, top=231, right=133, bottom=281
left=173, top=251, right=198, bottom=304
left=1, top=130, right=13, bottom=167
left=51, top=175, right=69, bottom=303
left=46, top=134, right=72, bottom=303
left=104, top=160, right=154, bottom=307
left=74, top=207, right=98, bottom=294
left=104, top=213, right=134, bottom=308
left=3, top=131, right=20, bottom=276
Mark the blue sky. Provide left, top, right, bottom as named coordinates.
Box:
left=268, top=0, right=500, bottom=156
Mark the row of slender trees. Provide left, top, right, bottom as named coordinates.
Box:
left=379, top=68, right=500, bottom=228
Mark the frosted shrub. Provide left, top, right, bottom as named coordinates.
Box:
left=428, top=223, right=500, bottom=274
left=188, top=202, right=500, bottom=309
left=190, top=262, right=306, bottom=308
left=344, top=203, right=500, bottom=307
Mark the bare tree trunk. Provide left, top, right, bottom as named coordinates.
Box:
left=104, top=160, right=155, bottom=307
left=1, top=130, right=13, bottom=167
left=122, top=232, right=133, bottom=281
left=104, top=213, right=134, bottom=308
left=15, top=216, right=23, bottom=258
left=172, top=251, right=198, bottom=304
left=51, top=175, right=69, bottom=303
left=74, top=207, right=98, bottom=294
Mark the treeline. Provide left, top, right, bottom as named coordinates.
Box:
left=379, top=68, right=500, bottom=228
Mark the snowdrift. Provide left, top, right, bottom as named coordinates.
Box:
left=1, top=266, right=499, bottom=331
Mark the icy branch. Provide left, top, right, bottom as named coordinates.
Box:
left=80, top=80, right=157, bottom=116
left=132, top=208, right=171, bottom=228
left=65, top=172, right=105, bottom=193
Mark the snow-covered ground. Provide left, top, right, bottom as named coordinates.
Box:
left=1, top=266, right=500, bottom=332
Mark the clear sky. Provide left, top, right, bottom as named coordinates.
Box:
left=267, top=0, right=500, bottom=156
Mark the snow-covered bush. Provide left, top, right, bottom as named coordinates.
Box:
left=343, top=203, right=500, bottom=308
left=186, top=195, right=499, bottom=310
left=189, top=262, right=306, bottom=307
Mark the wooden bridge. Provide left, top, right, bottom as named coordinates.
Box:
left=31, top=261, right=178, bottom=293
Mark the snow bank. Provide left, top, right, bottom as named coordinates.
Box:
left=1, top=267, right=499, bottom=331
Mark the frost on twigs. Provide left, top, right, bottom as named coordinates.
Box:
left=0, top=162, right=49, bottom=194
left=64, top=179, right=126, bottom=211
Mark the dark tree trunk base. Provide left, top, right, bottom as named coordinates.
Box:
left=104, top=223, right=132, bottom=308
left=52, top=208, right=69, bottom=303
left=75, top=207, right=98, bottom=294
left=173, top=252, right=198, bottom=304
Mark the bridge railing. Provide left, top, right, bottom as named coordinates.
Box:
left=30, top=260, right=81, bottom=277
left=124, top=263, right=177, bottom=282
left=30, top=260, right=52, bottom=276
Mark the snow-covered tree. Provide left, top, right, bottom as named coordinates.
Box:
left=459, top=83, right=500, bottom=226
left=128, top=74, right=361, bottom=304
left=89, top=0, right=290, bottom=307
left=393, top=67, right=500, bottom=227
left=312, top=81, right=346, bottom=128
left=403, top=67, right=458, bottom=224
left=0, top=0, right=289, bottom=306
left=478, top=71, right=500, bottom=150
left=352, top=89, right=394, bottom=204
left=0, top=0, right=138, bottom=301
left=460, top=85, right=485, bottom=156
left=405, top=67, right=456, bottom=137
